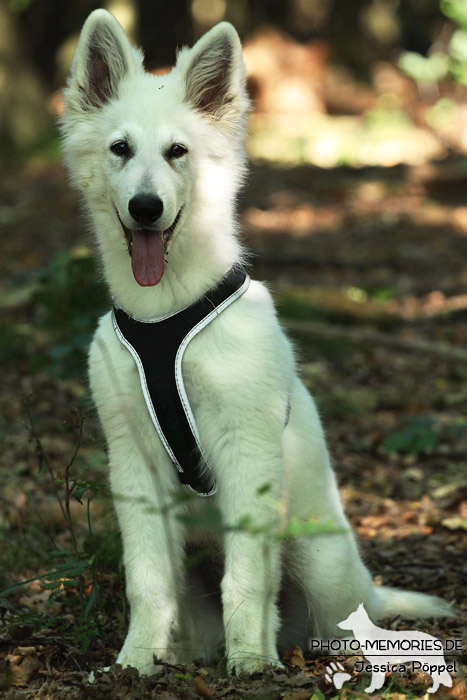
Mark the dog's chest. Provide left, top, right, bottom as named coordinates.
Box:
left=110, top=266, right=251, bottom=494
left=180, top=333, right=226, bottom=414
left=91, top=276, right=288, bottom=499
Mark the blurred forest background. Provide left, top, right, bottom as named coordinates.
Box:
left=0, top=1, right=466, bottom=698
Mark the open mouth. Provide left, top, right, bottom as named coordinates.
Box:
left=117, top=208, right=182, bottom=287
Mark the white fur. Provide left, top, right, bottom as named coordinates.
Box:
left=62, top=10, right=454, bottom=676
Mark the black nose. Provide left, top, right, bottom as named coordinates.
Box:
left=128, top=194, right=163, bottom=225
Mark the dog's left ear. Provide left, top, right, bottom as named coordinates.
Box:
left=177, top=23, right=249, bottom=128
left=65, top=9, right=143, bottom=115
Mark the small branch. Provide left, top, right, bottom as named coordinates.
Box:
left=284, top=319, right=467, bottom=363
left=28, top=494, right=60, bottom=553
left=64, top=412, right=84, bottom=560
left=64, top=411, right=85, bottom=616
left=24, top=400, right=87, bottom=617
left=24, top=400, right=67, bottom=524
left=86, top=496, right=94, bottom=542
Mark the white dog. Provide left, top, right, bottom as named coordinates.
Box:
left=61, top=10, right=453, bottom=676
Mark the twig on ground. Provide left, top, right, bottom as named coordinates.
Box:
left=284, top=320, right=467, bottom=363
left=24, top=400, right=87, bottom=616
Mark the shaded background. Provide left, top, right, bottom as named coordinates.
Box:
left=0, top=1, right=466, bottom=697
left=4, top=0, right=467, bottom=157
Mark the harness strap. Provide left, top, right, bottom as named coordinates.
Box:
left=112, top=264, right=250, bottom=496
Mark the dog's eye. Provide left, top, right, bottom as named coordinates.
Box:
left=168, top=143, right=187, bottom=159
left=111, top=141, right=130, bottom=157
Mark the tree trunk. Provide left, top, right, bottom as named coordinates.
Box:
left=0, top=0, right=53, bottom=155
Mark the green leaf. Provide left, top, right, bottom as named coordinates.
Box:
left=449, top=29, right=467, bottom=62
left=185, top=548, right=210, bottom=571
left=276, top=517, right=346, bottom=540
left=75, top=618, right=98, bottom=652
left=177, top=504, right=224, bottom=531
left=85, top=451, right=107, bottom=469
left=311, top=691, right=326, bottom=700
left=230, top=515, right=253, bottom=532
left=72, top=480, right=111, bottom=504
left=0, top=571, right=63, bottom=595
left=383, top=418, right=439, bottom=455
left=399, top=51, right=449, bottom=83
left=441, top=0, right=467, bottom=29
left=450, top=60, right=467, bottom=84
left=84, top=583, right=98, bottom=618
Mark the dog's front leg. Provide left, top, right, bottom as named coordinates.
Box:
left=109, top=442, right=184, bottom=676
left=222, top=528, right=282, bottom=674
left=215, top=441, right=284, bottom=675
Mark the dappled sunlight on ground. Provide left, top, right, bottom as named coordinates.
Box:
left=241, top=27, right=467, bottom=169
left=247, top=112, right=446, bottom=168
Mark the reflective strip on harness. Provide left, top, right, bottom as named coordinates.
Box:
left=112, top=264, right=250, bottom=496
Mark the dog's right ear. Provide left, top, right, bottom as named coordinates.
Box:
left=65, top=9, right=143, bottom=113
left=176, top=22, right=249, bottom=132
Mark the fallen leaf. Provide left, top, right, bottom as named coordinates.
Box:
left=441, top=516, right=467, bottom=531
left=288, top=645, right=306, bottom=668
left=283, top=691, right=312, bottom=700
left=5, top=647, right=41, bottom=686
left=15, top=646, right=36, bottom=656
left=194, top=674, right=215, bottom=698
left=18, top=589, right=62, bottom=615
left=449, top=677, right=467, bottom=698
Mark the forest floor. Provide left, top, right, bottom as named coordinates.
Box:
left=0, top=147, right=466, bottom=700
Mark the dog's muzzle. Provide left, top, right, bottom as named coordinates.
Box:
left=116, top=208, right=183, bottom=287
left=117, top=208, right=183, bottom=257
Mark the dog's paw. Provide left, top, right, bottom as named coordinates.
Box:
left=324, top=661, right=351, bottom=689
left=117, top=645, right=164, bottom=676
left=227, top=651, right=284, bottom=675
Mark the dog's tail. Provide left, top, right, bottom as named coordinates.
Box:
left=373, top=586, right=455, bottom=619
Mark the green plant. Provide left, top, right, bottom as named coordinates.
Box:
left=0, top=403, right=108, bottom=651
left=400, top=0, right=467, bottom=86
left=399, top=51, right=449, bottom=84
left=32, top=248, right=109, bottom=377
left=383, top=417, right=439, bottom=456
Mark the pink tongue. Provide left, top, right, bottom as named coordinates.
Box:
left=131, top=230, right=165, bottom=286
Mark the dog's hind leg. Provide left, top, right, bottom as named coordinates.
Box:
left=277, top=573, right=311, bottom=653
left=174, top=554, right=225, bottom=664
left=281, top=381, right=377, bottom=642
left=283, top=531, right=375, bottom=642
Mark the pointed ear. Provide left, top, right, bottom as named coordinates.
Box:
left=177, top=22, right=249, bottom=127
left=66, top=9, right=143, bottom=112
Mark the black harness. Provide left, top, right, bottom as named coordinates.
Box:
left=112, top=264, right=250, bottom=496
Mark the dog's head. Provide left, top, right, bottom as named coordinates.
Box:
left=62, top=10, right=248, bottom=289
